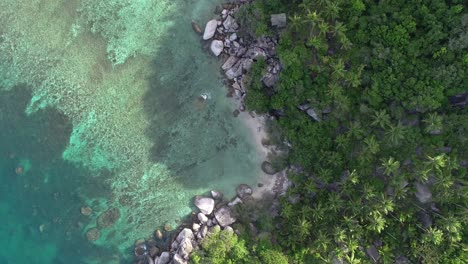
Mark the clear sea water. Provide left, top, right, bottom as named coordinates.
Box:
left=0, top=1, right=260, bottom=263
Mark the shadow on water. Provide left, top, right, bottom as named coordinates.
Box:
left=0, top=85, right=123, bottom=263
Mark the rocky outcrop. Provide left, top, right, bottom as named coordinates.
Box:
left=197, top=3, right=283, bottom=114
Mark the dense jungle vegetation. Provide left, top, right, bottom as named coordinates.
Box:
left=192, top=0, right=467, bottom=263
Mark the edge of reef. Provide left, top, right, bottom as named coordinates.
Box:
left=131, top=1, right=290, bottom=263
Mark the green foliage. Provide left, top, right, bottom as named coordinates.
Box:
left=245, top=58, right=270, bottom=113
left=241, top=0, right=468, bottom=263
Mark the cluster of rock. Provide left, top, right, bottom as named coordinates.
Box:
left=195, top=2, right=286, bottom=114
left=133, top=185, right=254, bottom=264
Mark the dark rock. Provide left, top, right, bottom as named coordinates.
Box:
left=297, top=103, right=310, bottom=111
left=236, top=184, right=253, bottom=198
left=262, top=73, right=279, bottom=87
left=261, top=161, right=277, bottom=175
left=233, top=109, right=240, bottom=117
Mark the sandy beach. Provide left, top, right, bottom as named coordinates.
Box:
left=237, top=111, right=286, bottom=200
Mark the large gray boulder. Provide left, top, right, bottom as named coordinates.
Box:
left=194, top=196, right=215, bottom=215
left=203, top=20, right=218, bottom=40
left=271, top=14, right=287, bottom=28
left=156, top=252, right=170, bottom=264
left=210, top=40, right=224, bottom=56
left=214, top=206, right=236, bottom=227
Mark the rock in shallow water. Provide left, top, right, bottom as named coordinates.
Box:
left=203, top=19, right=218, bottom=40
left=97, top=208, right=120, bottom=228
left=86, top=227, right=100, bottom=241
left=194, top=196, right=215, bottom=215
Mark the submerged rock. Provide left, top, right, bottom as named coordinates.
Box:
left=203, top=19, right=218, bottom=40
left=191, top=21, right=202, bottom=34
left=194, top=196, right=215, bottom=215
left=80, top=206, right=92, bottom=216
left=86, top=227, right=100, bottom=241
left=97, top=208, right=120, bottom=228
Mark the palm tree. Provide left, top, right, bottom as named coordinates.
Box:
left=289, top=14, right=304, bottom=32
left=385, top=121, right=405, bottom=146
left=294, top=218, right=311, bottom=240
left=318, top=21, right=330, bottom=36
left=328, top=193, right=344, bottom=213
left=347, top=121, right=364, bottom=139
left=333, top=21, right=347, bottom=40
left=330, top=58, right=346, bottom=79
left=381, top=156, right=400, bottom=176
left=378, top=193, right=395, bottom=215
left=322, top=1, right=341, bottom=21
left=364, top=135, right=380, bottom=155
left=422, top=112, right=443, bottom=134
left=371, top=109, right=391, bottom=129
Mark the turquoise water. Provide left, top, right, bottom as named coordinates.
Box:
left=0, top=1, right=260, bottom=263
